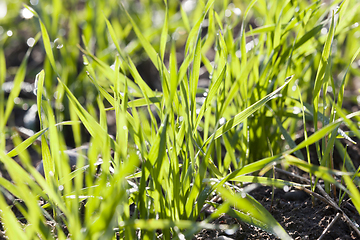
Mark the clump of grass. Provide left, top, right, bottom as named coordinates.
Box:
left=1, top=0, right=360, bottom=239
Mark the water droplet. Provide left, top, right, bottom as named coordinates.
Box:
left=241, top=192, right=246, bottom=198
left=321, top=27, right=328, bottom=35
left=292, top=107, right=301, bottom=115
left=54, top=38, right=63, bottom=49
left=182, top=0, right=196, bottom=12
left=283, top=185, right=290, bottom=192
left=225, top=228, right=236, bottom=235
left=30, top=0, right=39, bottom=5
left=14, top=97, right=21, bottom=104
left=0, top=1, right=7, bottom=19
left=219, top=117, right=226, bottom=125
left=233, top=8, right=241, bottom=16
left=172, top=31, right=180, bottom=41
left=27, top=37, right=35, bottom=47
left=225, top=9, right=231, bottom=18
left=6, top=30, right=12, bottom=37
left=20, top=8, right=34, bottom=19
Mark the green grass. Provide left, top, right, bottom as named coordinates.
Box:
left=1, top=0, right=360, bottom=239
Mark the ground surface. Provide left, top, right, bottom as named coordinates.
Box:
left=194, top=184, right=360, bottom=240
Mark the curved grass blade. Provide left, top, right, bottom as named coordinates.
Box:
left=120, top=2, right=169, bottom=82
left=205, top=75, right=293, bottom=145
left=216, top=186, right=292, bottom=240
left=24, top=5, right=57, bottom=74
left=343, top=174, right=360, bottom=214
left=159, top=2, right=168, bottom=61
left=194, top=65, right=226, bottom=131
left=230, top=176, right=309, bottom=189
left=58, top=78, right=119, bottom=151
left=0, top=192, right=27, bottom=239
left=313, top=11, right=335, bottom=130
left=283, top=155, right=349, bottom=194
left=1, top=36, right=39, bottom=129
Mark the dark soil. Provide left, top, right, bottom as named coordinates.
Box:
left=194, top=184, right=360, bottom=240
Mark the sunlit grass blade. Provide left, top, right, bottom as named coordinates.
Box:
left=337, top=46, right=360, bottom=108
left=7, top=121, right=79, bottom=158
left=206, top=75, right=293, bottom=144
left=283, top=155, right=349, bottom=193
left=230, top=175, right=309, bottom=189
left=0, top=47, right=5, bottom=147
left=104, top=15, right=122, bottom=54
left=1, top=41, right=36, bottom=129
left=24, top=5, right=57, bottom=74
left=194, top=65, right=226, bottom=131
left=120, top=2, right=169, bottom=81
left=0, top=192, right=27, bottom=239
left=343, top=174, right=360, bottom=214
left=159, top=2, right=168, bottom=60
left=216, top=186, right=292, bottom=240
left=58, top=78, right=118, bottom=151
left=273, top=114, right=304, bottom=160
left=184, top=0, right=214, bottom=54
left=312, top=11, right=335, bottom=130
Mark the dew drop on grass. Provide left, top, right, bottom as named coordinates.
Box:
left=182, top=0, right=195, bottom=12
left=233, top=8, right=241, bottom=16
left=20, top=8, right=34, bottom=19
left=254, top=17, right=264, bottom=27
left=283, top=185, right=290, bottom=192
left=58, top=185, right=64, bottom=191
left=241, top=192, right=246, bottom=198
left=225, top=228, right=236, bottom=235
left=219, top=117, right=226, bottom=125
left=292, top=107, right=301, bottom=115
left=22, top=103, right=29, bottom=110
left=6, top=30, right=12, bottom=37
left=225, top=9, right=231, bottom=18
left=54, top=38, right=63, bottom=49
left=30, top=0, right=39, bottom=5
left=0, top=1, right=7, bottom=19
left=321, top=27, right=328, bottom=35
left=27, top=37, right=35, bottom=47
left=172, top=31, right=179, bottom=40
left=14, top=97, right=21, bottom=104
